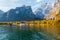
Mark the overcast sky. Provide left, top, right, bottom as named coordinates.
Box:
left=0, top=0, right=55, bottom=12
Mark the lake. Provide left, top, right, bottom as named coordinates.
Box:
left=0, top=25, right=59, bottom=40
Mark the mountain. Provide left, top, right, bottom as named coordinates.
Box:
left=35, top=8, right=44, bottom=20
left=0, top=4, right=52, bottom=22
left=0, top=10, right=4, bottom=14
left=0, top=10, right=4, bottom=19
left=34, top=3, right=52, bottom=20
left=0, top=10, right=7, bottom=22
left=6, top=6, right=36, bottom=22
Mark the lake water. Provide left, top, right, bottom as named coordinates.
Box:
left=0, top=25, right=59, bottom=40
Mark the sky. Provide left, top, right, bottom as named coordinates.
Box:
left=0, top=0, right=55, bottom=12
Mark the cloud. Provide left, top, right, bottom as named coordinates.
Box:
left=0, top=0, right=34, bottom=12
left=0, top=6, right=10, bottom=12
left=36, top=0, right=42, bottom=2
left=0, top=0, right=6, bottom=2
left=0, top=0, right=55, bottom=12
left=0, top=0, right=22, bottom=12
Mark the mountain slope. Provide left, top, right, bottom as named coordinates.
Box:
left=0, top=10, right=7, bottom=22
left=6, top=6, right=36, bottom=21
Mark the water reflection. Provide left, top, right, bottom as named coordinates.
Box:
left=0, top=25, right=59, bottom=40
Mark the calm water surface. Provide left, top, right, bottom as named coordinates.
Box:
left=0, top=25, right=56, bottom=40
